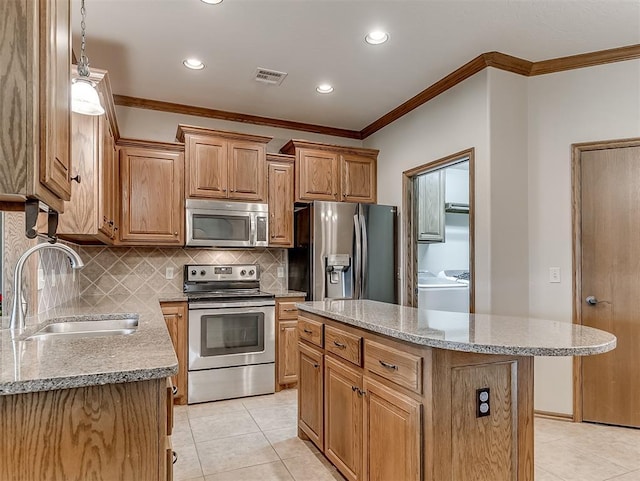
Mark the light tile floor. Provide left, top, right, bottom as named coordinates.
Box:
left=173, top=389, right=640, bottom=481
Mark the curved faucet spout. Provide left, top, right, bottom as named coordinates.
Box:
left=9, top=243, right=84, bottom=331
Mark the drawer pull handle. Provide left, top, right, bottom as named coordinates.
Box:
left=172, top=451, right=178, bottom=465
left=283, top=308, right=297, bottom=312
left=172, top=385, right=178, bottom=396
left=303, top=328, right=313, bottom=334
left=379, top=360, right=398, bottom=370
left=333, top=340, right=346, bottom=349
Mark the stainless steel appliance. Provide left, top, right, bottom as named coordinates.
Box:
left=184, top=264, right=275, bottom=403
left=288, top=201, right=398, bottom=303
left=185, top=199, right=268, bottom=248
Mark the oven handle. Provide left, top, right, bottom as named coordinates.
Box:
left=189, top=301, right=275, bottom=310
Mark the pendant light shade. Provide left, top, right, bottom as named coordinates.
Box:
left=72, top=78, right=105, bottom=115
left=71, top=0, right=105, bottom=116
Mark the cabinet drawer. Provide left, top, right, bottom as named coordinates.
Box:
left=325, top=325, right=362, bottom=366
left=278, top=301, right=301, bottom=320
left=364, top=340, right=422, bottom=394
left=298, top=317, right=324, bottom=347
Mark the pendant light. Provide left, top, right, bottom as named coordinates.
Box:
left=71, top=0, right=105, bottom=116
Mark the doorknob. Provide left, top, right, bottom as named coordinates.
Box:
left=585, top=296, right=598, bottom=305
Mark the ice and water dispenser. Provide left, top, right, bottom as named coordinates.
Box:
left=325, top=254, right=352, bottom=299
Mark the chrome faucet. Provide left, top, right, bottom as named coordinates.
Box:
left=10, top=243, right=84, bottom=330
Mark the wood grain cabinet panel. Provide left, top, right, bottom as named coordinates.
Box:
left=298, top=316, right=324, bottom=348
left=363, top=378, right=421, bottom=481
left=119, top=140, right=184, bottom=245
left=161, top=302, right=188, bottom=405
left=325, top=325, right=362, bottom=367
left=364, top=339, right=422, bottom=394
left=58, top=69, right=120, bottom=244
left=280, top=140, right=378, bottom=204
left=341, top=154, right=376, bottom=204
left=298, top=342, right=324, bottom=450
left=177, top=125, right=271, bottom=202
left=416, top=169, right=445, bottom=243
left=0, top=0, right=72, bottom=212
left=276, top=297, right=305, bottom=390
left=324, top=355, right=363, bottom=481
left=267, top=158, right=294, bottom=247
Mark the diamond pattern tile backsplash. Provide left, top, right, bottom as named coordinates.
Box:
left=76, top=246, right=287, bottom=298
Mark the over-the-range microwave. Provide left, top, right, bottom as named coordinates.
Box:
left=185, top=199, right=269, bottom=248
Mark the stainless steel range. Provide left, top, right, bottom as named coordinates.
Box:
left=184, top=264, right=275, bottom=404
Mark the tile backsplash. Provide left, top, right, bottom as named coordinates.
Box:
left=76, top=246, right=287, bottom=297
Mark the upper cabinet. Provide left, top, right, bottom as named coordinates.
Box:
left=280, top=140, right=378, bottom=204
left=58, top=68, right=120, bottom=244
left=267, top=153, right=295, bottom=247
left=415, top=170, right=445, bottom=243
left=176, top=125, right=272, bottom=202
left=0, top=0, right=72, bottom=213
left=118, top=139, right=185, bottom=245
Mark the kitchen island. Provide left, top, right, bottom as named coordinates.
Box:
left=296, top=300, right=616, bottom=481
left=0, top=294, right=179, bottom=480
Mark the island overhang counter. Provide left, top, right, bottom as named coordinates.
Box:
left=295, top=299, right=616, bottom=481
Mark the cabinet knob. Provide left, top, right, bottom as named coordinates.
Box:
left=222, top=189, right=227, bottom=193
left=174, top=232, right=178, bottom=236
left=313, top=363, right=319, bottom=369
left=71, top=174, right=81, bottom=184
left=177, top=313, right=183, bottom=318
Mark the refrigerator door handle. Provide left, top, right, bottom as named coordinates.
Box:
left=360, top=214, right=368, bottom=298
left=353, top=214, right=362, bottom=299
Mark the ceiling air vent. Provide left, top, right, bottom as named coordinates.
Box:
left=254, top=68, right=288, bottom=86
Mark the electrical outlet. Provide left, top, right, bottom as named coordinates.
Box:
left=476, top=388, right=490, bottom=418
left=549, top=267, right=561, bottom=283
left=277, top=267, right=285, bottom=278
left=165, top=266, right=175, bottom=280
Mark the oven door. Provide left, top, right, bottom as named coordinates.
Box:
left=188, top=303, right=275, bottom=370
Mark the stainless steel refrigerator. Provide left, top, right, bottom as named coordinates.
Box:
left=288, top=201, right=398, bottom=304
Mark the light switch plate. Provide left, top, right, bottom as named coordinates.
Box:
left=549, top=267, right=561, bottom=283
left=165, top=267, right=175, bottom=280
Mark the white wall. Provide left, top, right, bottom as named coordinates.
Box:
left=363, top=71, right=492, bottom=311
left=528, top=59, right=640, bottom=414
left=115, top=106, right=363, bottom=152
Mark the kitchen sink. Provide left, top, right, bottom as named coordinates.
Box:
left=26, top=317, right=139, bottom=341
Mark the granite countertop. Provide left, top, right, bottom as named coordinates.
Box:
left=0, top=294, right=179, bottom=395
left=297, top=300, right=616, bottom=356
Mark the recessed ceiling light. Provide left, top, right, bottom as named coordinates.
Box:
left=316, top=84, right=334, bottom=94
left=201, top=0, right=223, bottom=4
left=365, top=30, right=389, bottom=45
left=183, top=58, right=205, bottom=70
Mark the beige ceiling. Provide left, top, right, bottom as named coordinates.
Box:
left=72, top=0, right=640, bottom=131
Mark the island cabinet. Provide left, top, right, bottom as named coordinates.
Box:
left=0, top=0, right=72, bottom=213
left=176, top=125, right=272, bottom=202
left=267, top=154, right=295, bottom=247
left=0, top=377, right=174, bottom=481
left=58, top=68, right=120, bottom=244
left=280, top=140, right=378, bottom=204
left=297, top=311, right=534, bottom=481
left=118, top=139, right=185, bottom=245
left=161, top=301, right=188, bottom=405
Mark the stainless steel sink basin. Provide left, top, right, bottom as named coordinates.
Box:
left=26, top=317, right=138, bottom=341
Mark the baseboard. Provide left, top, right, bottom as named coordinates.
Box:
left=534, top=410, right=574, bottom=421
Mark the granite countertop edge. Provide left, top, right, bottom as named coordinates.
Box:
left=0, top=294, right=179, bottom=396
left=297, top=302, right=617, bottom=357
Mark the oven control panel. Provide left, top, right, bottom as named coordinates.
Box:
left=185, top=264, right=260, bottom=282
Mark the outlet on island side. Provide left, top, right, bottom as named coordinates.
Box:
left=476, top=387, right=490, bottom=418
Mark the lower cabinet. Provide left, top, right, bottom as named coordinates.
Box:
left=298, top=315, right=422, bottom=481
left=324, top=356, right=363, bottom=481
left=276, top=297, right=305, bottom=390
left=298, top=341, right=324, bottom=448
left=160, top=302, right=188, bottom=405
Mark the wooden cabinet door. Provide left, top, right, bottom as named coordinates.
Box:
left=268, top=161, right=294, bottom=247
left=325, top=356, right=362, bottom=481
left=415, top=169, right=445, bottom=242
left=363, top=377, right=421, bottom=481
left=120, top=147, right=184, bottom=245
left=341, top=155, right=376, bottom=204
left=39, top=0, right=72, bottom=202
left=297, top=148, right=339, bottom=202
left=228, top=140, right=265, bottom=201
left=161, top=302, right=188, bottom=405
left=298, top=342, right=324, bottom=449
left=186, top=135, right=228, bottom=199
left=278, top=320, right=298, bottom=386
